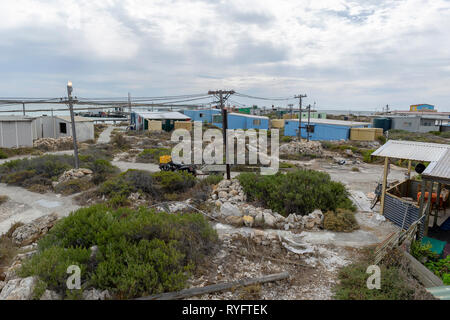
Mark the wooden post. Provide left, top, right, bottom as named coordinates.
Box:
left=407, top=160, right=412, bottom=179
left=380, top=157, right=389, bottom=215
left=424, top=181, right=433, bottom=236
left=433, top=183, right=442, bottom=228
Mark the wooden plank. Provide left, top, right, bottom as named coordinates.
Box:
left=403, top=251, right=443, bottom=288
left=380, top=157, right=389, bottom=215
left=136, top=272, right=289, bottom=300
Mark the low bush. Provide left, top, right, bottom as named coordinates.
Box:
left=0, top=222, right=23, bottom=267
left=0, top=195, right=9, bottom=205
left=410, top=240, right=449, bottom=284
left=136, top=148, right=171, bottom=164
left=362, top=149, right=375, bottom=163
left=323, top=209, right=359, bottom=232
left=238, top=170, right=355, bottom=216
left=111, top=134, right=131, bottom=150
left=152, top=171, right=196, bottom=193
left=54, top=178, right=95, bottom=196
left=99, top=170, right=157, bottom=199
left=333, top=248, right=432, bottom=300
left=22, top=205, right=218, bottom=299
left=0, top=154, right=119, bottom=192
left=199, top=174, right=223, bottom=186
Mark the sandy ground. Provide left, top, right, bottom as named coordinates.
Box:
left=0, top=184, right=79, bottom=235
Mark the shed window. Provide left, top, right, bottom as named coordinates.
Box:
left=59, top=122, right=67, bottom=134
left=199, top=113, right=203, bottom=118
left=253, top=119, right=261, bottom=126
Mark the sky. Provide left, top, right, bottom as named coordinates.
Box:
left=0, top=0, right=449, bottom=111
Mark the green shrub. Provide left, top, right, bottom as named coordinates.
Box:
left=86, top=159, right=119, bottom=184
left=376, top=135, right=387, bottom=144
left=0, top=150, right=7, bottom=159
left=238, top=170, right=355, bottom=216
left=362, top=149, right=375, bottom=163
left=410, top=240, right=438, bottom=262
left=281, top=136, right=292, bottom=143
left=200, top=174, right=223, bottom=186
left=111, top=134, right=131, bottom=150
left=91, top=238, right=190, bottom=298
left=25, top=205, right=217, bottom=299
left=19, top=246, right=91, bottom=297
left=54, top=178, right=95, bottom=196
left=323, top=209, right=359, bottom=232
left=425, top=256, right=450, bottom=284
left=136, top=148, right=171, bottom=164
left=152, top=171, right=196, bottom=193
left=98, top=170, right=157, bottom=199
left=334, top=259, right=414, bottom=300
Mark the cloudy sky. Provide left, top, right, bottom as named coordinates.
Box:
left=0, top=0, right=449, bottom=111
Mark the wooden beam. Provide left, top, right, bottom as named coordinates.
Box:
left=424, top=181, right=433, bottom=236
left=403, top=251, right=443, bottom=288
left=417, top=180, right=427, bottom=239
left=136, top=272, right=289, bottom=300
left=380, top=157, right=389, bottom=215
left=433, top=183, right=442, bottom=228
left=407, top=160, right=412, bottom=179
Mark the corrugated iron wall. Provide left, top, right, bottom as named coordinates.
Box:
left=384, top=194, right=424, bottom=237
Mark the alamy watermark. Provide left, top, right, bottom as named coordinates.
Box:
left=170, top=122, right=279, bottom=175
left=366, top=265, right=381, bottom=290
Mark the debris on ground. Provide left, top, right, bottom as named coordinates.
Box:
left=33, top=137, right=73, bottom=151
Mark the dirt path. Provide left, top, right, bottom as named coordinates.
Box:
left=97, top=125, right=115, bottom=144
left=0, top=183, right=79, bottom=235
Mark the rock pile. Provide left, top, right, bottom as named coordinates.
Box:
left=53, top=168, right=93, bottom=187
left=209, top=179, right=324, bottom=231
left=210, top=179, right=246, bottom=206
left=279, top=140, right=323, bottom=156
left=33, top=137, right=73, bottom=151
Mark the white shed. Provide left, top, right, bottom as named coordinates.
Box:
left=36, top=115, right=94, bottom=142
left=0, top=116, right=36, bottom=148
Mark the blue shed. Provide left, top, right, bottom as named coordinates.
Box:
left=284, top=118, right=371, bottom=141
left=212, top=113, right=269, bottom=130
left=183, top=109, right=221, bottom=123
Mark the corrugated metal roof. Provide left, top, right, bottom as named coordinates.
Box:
left=57, top=116, right=94, bottom=122
left=371, top=140, right=450, bottom=162
left=426, top=286, right=450, bottom=300
left=228, top=113, right=269, bottom=120
left=0, top=115, right=35, bottom=121
left=422, top=149, right=450, bottom=181
left=285, top=118, right=370, bottom=127
left=134, top=111, right=190, bottom=120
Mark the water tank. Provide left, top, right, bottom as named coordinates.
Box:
left=373, top=118, right=391, bottom=132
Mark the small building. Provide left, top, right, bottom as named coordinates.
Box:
left=0, top=116, right=37, bottom=148
left=280, top=111, right=327, bottom=120
left=284, top=118, right=371, bottom=140
left=131, top=111, right=191, bottom=132
left=388, top=115, right=443, bottom=133
left=410, top=104, right=435, bottom=112
left=212, top=113, right=269, bottom=130
left=183, top=109, right=221, bottom=123
left=36, top=116, right=95, bottom=142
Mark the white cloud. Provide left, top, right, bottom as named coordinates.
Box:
left=0, top=0, right=449, bottom=110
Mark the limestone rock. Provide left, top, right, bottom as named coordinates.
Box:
left=82, top=289, right=111, bottom=300
left=40, top=290, right=62, bottom=300
left=263, top=212, right=276, bottom=228
left=0, top=277, right=37, bottom=300
left=220, top=202, right=242, bottom=217
left=243, top=216, right=254, bottom=228
left=12, top=213, right=58, bottom=246
left=225, top=216, right=244, bottom=226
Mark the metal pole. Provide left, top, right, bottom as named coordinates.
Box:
left=67, top=82, right=80, bottom=169
left=307, top=104, right=311, bottom=142
left=22, top=102, right=26, bottom=116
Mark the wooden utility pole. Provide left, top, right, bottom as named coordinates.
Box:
left=380, top=157, right=390, bottom=215
left=294, top=94, right=307, bottom=140
left=67, top=81, right=80, bottom=169
left=208, top=90, right=235, bottom=180
left=128, top=92, right=132, bottom=115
